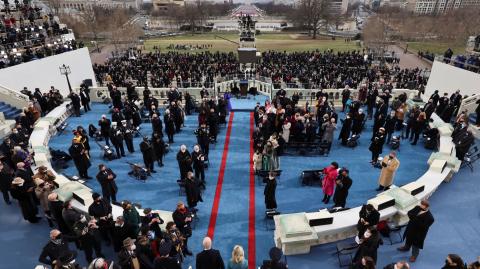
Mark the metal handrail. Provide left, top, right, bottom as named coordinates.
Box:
left=434, top=56, right=480, bottom=74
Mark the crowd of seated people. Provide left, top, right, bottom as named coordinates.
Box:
left=0, top=1, right=80, bottom=68
left=93, top=49, right=428, bottom=91
left=93, top=48, right=240, bottom=88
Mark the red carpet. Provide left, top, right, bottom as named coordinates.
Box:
left=207, top=112, right=234, bottom=240
left=248, top=112, right=256, bottom=268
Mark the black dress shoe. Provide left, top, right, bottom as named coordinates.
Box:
left=151, top=170, right=157, bottom=173
left=375, top=187, right=383, bottom=191
left=184, top=250, right=193, bottom=256
left=85, top=176, right=93, bottom=180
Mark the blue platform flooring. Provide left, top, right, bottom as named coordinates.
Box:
left=229, top=95, right=269, bottom=111
left=1, top=102, right=479, bottom=268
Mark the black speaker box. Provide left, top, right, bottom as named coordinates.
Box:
left=377, top=198, right=395, bottom=211
left=309, top=216, right=333, bottom=226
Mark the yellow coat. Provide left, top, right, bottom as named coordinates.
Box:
left=378, top=156, right=400, bottom=187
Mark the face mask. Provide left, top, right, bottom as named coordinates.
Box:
left=181, top=149, right=186, bottom=153
left=80, top=215, right=87, bottom=223
left=115, top=223, right=123, bottom=227
left=194, top=148, right=199, bottom=152
left=130, top=245, right=136, bottom=251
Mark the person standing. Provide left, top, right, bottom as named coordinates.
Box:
left=442, top=254, right=466, bottom=269
left=397, top=200, right=434, bottom=262
left=185, top=172, right=203, bottom=210
left=196, top=237, right=225, bottom=269
left=192, top=145, right=206, bottom=187
left=357, top=204, right=380, bottom=239
left=122, top=201, right=141, bottom=238
left=72, top=215, right=105, bottom=264
left=118, top=237, right=141, bottom=269
left=153, top=240, right=181, bottom=269
left=321, top=118, right=337, bottom=154
left=176, top=145, right=192, bottom=180
left=264, top=172, right=277, bottom=210
left=333, top=168, right=353, bottom=208
left=88, top=193, right=114, bottom=246
left=98, top=115, right=111, bottom=146
left=80, top=86, right=91, bottom=113
left=338, top=113, right=353, bottom=146
left=140, top=137, right=156, bottom=173
left=110, top=122, right=126, bottom=158
left=38, top=229, right=75, bottom=267
left=164, top=110, right=175, bottom=144
left=369, top=128, right=386, bottom=164
left=121, top=120, right=135, bottom=153
left=10, top=177, right=41, bottom=223
left=0, top=161, right=13, bottom=205
left=96, top=164, right=118, bottom=203
left=48, top=193, right=69, bottom=233
left=376, top=151, right=400, bottom=191
left=69, top=137, right=92, bottom=179
left=172, top=202, right=193, bottom=256
left=152, top=132, right=165, bottom=168
left=322, top=162, right=339, bottom=204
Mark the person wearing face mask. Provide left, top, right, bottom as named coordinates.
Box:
left=192, top=145, right=206, bottom=186
left=357, top=204, right=380, bottom=239
left=118, top=237, right=141, bottom=269
left=142, top=208, right=164, bottom=238
left=38, top=229, right=76, bottom=266
left=88, top=193, right=114, bottom=245
left=376, top=151, right=400, bottom=191
left=172, top=202, right=193, bottom=256
left=196, top=123, right=210, bottom=157
left=338, top=113, right=353, bottom=146
left=176, top=145, right=192, bottom=180
left=441, top=254, right=465, bottom=269
left=10, top=177, right=41, bottom=223
left=113, top=216, right=133, bottom=253
left=96, top=164, right=118, bottom=203
left=384, top=111, right=397, bottom=144
left=454, top=129, right=474, bottom=161
left=397, top=200, right=434, bottom=262
left=353, top=227, right=383, bottom=265
left=110, top=122, right=126, bottom=158
left=98, top=115, right=112, bottom=146
left=121, top=120, right=135, bottom=154
left=152, top=132, right=165, bottom=168
left=73, top=214, right=105, bottom=264
left=164, top=109, right=175, bottom=143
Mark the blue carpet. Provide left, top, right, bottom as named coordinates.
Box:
left=1, top=102, right=479, bottom=269
left=229, top=95, right=269, bottom=111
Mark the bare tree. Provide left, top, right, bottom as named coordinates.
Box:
left=291, top=0, right=330, bottom=39
left=45, top=0, right=63, bottom=15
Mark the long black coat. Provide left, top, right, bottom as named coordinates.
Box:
left=10, top=184, right=38, bottom=221
left=140, top=141, right=155, bottom=163
left=403, top=206, right=434, bottom=249
left=68, top=143, right=91, bottom=172
left=196, top=249, right=225, bottom=269
left=96, top=168, right=118, bottom=198
left=333, top=175, right=352, bottom=207
left=264, top=178, right=277, bottom=209
left=338, top=117, right=352, bottom=143
left=185, top=177, right=203, bottom=208
left=0, top=167, right=13, bottom=192
left=176, top=150, right=192, bottom=180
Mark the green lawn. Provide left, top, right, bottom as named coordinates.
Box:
left=143, top=33, right=361, bottom=53
left=406, top=41, right=466, bottom=55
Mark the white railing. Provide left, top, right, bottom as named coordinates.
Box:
left=458, top=94, right=480, bottom=118
left=0, top=83, right=30, bottom=109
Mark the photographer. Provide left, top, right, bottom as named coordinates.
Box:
left=172, top=202, right=193, bottom=256
left=142, top=208, right=164, bottom=238
left=191, top=145, right=206, bottom=187
left=88, top=193, right=114, bottom=246
left=72, top=214, right=105, bottom=264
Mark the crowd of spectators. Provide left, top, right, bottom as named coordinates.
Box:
left=0, top=1, right=81, bottom=69
left=93, top=49, right=239, bottom=88
left=93, top=49, right=428, bottom=91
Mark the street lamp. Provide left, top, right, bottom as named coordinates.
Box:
left=59, top=64, right=73, bottom=93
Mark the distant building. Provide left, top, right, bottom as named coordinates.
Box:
left=329, top=0, right=349, bottom=14
left=408, top=0, right=480, bottom=14
left=57, top=0, right=139, bottom=11
left=151, top=0, right=184, bottom=11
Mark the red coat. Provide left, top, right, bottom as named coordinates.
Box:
left=322, top=166, right=338, bottom=196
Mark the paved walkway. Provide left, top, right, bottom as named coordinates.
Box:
left=389, top=45, right=432, bottom=70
